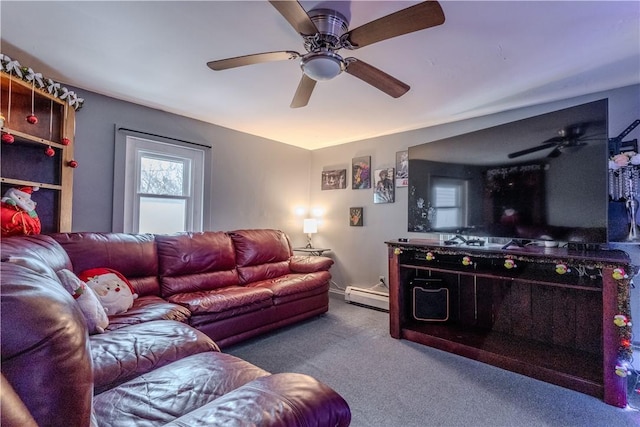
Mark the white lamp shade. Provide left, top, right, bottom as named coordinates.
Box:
left=303, top=218, right=318, bottom=234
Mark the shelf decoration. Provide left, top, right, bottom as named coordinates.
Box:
left=462, top=256, right=472, bottom=266
left=614, top=271, right=633, bottom=364
left=504, top=257, right=516, bottom=269
left=1, top=132, right=14, bottom=144
left=44, top=146, right=55, bottom=157
left=0, top=53, right=84, bottom=110
left=425, top=251, right=435, bottom=261
left=555, top=263, right=570, bottom=275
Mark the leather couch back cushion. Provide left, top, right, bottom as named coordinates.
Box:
left=229, top=229, right=292, bottom=267
left=0, top=234, right=72, bottom=272
left=156, top=232, right=239, bottom=296
left=50, top=232, right=160, bottom=297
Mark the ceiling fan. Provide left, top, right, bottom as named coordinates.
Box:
left=207, top=1, right=445, bottom=108
left=508, top=123, right=601, bottom=159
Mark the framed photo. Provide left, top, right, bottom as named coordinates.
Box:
left=349, top=207, right=363, bottom=226
left=321, top=169, right=347, bottom=190
left=395, top=150, right=408, bottom=187
left=374, top=167, right=395, bottom=203
left=352, top=156, right=371, bottom=189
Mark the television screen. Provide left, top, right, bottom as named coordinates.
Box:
left=407, top=99, right=609, bottom=244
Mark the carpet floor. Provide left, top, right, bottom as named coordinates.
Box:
left=226, top=293, right=640, bottom=427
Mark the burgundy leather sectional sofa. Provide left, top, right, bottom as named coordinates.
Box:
left=1, top=229, right=350, bottom=426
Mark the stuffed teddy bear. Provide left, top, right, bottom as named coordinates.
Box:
left=1, top=186, right=41, bottom=237
left=78, top=268, right=138, bottom=315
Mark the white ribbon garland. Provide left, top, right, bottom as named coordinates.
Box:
left=5, top=60, right=23, bottom=78
left=24, top=68, right=45, bottom=88
left=0, top=53, right=84, bottom=110
left=46, top=78, right=60, bottom=96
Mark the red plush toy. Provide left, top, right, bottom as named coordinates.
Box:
left=0, top=186, right=41, bottom=237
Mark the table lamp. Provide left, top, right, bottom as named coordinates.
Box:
left=303, top=218, right=318, bottom=248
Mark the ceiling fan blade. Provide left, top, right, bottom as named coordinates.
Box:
left=343, top=1, right=445, bottom=49
left=507, top=142, right=558, bottom=159
left=291, top=74, right=316, bottom=108
left=269, top=0, right=318, bottom=35
left=345, top=59, right=409, bottom=98
left=207, top=51, right=300, bottom=71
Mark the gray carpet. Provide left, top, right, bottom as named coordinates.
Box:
left=226, top=293, right=640, bottom=427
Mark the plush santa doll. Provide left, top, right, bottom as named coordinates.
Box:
left=78, top=268, right=138, bottom=315
left=0, top=186, right=41, bottom=237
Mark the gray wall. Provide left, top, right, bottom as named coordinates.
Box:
left=72, top=89, right=312, bottom=246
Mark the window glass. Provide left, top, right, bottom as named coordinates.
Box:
left=432, top=178, right=467, bottom=229
left=139, top=156, right=186, bottom=196
left=139, top=197, right=186, bottom=234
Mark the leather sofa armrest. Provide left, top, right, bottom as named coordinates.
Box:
left=164, top=373, right=351, bottom=427
left=0, top=374, right=38, bottom=427
left=289, top=255, right=334, bottom=273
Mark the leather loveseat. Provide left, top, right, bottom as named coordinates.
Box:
left=1, top=229, right=350, bottom=426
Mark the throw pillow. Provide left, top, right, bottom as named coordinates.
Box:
left=78, top=268, right=138, bottom=316
left=56, top=269, right=109, bottom=334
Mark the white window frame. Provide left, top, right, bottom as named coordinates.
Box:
left=113, top=129, right=210, bottom=234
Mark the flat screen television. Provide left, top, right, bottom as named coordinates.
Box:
left=407, top=99, right=609, bottom=244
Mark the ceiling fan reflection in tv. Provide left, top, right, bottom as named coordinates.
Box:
left=508, top=123, right=604, bottom=159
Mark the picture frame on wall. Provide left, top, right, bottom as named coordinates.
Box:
left=321, top=169, right=347, bottom=190
left=349, top=207, right=363, bottom=226
left=374, top=168, right=395, bottom=203
left=352, top=156, right=371, bottom=189
left=395, top=150, right=408, bottom=187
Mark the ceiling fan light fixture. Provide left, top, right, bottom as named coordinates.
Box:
left=301, top=52, right=344, bottom=81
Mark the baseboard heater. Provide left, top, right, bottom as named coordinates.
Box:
left=345, top=286, right=389, bottom=311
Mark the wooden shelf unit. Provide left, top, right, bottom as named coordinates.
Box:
left=386, top=239, right=633, bottom=407
left=1, top=73, right=75, bottom=233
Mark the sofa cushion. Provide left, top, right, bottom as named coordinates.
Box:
left=50, top=232, right=160, bottom=297
left=156, top=232, right=239, bottom=296
left=105, top=295, right=191, bottom=331
left=248, top=272, right=332, bottom=305
left=164, top=373, right=352, bottom=427
left=229, top=229, right=294, bottom=284
left=93, top=352, right=269, bottom=427
left=168, top=286, right=273, bottom=317
left=229, top=229, right=292, bottom=267
left=91, top=320, right=220, bottom=394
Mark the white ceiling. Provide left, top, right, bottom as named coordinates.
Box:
left=1, top=1, right=638, bottom=150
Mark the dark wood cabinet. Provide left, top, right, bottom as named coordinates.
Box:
left=386, top=239, right=634, bottom=407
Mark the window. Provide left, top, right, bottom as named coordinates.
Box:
left=431, top=177, right=468, bottom=229
left=121, top=136, right=205, bottom=234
